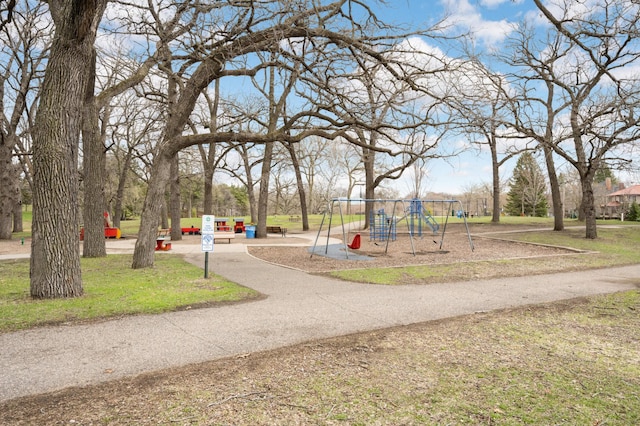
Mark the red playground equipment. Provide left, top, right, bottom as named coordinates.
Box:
left=155, top=228, right=171, bottom=251
left=347, top=233, right=361, bottom=250
left=215, top=217, right=232, bottom=231
left=80, top=212, right=121, bottom=240
left=233, top=218, right=245, bottom=233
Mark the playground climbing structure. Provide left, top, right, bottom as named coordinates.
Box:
left=312, top=198, right=474, bottom=259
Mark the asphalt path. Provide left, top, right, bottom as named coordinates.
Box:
left=1, top=237, right=639, bottom=403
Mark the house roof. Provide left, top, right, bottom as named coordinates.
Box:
left=607, top=184, right=640, bottom=197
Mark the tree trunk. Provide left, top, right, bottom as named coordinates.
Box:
left=201, top=82, right=220, bottom=216
left=287, top=143, right=310, bottom=231
left=541, top=83, right=564, bottom=231
left=0, top=139, right=18, bottom=239
left=12, top=182, right=23, bottom=233
left=248, top=178, right=258, bottom=224
left=169, top=154, right=182, bottom=240
left=160, top=201, right=169, bottom=229
left=30, top=0, right=107, bottom=298
left=542, top=144, right=564, bottom=231
left=112, top=148, right=133, bottom=229
left=82, top=48, right=107, bottom=257
left=363, top=145, right=375, bottom=229
left=132, top=153, right=172, bottom=269
left=200, top=142, right=215, bottom=217
left=238, top=145, right=258, bottom=223
left=581, top=178, right=598, bottom=239
left=203, top=168, right=214, bottom=215
left=489, top=143, right=501, bottom=223
left=256, top=142, right=274, bottom=238
left=12, top=205, right=22, bottom=233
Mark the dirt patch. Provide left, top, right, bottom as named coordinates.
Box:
left=247, top=228, right=579, bottom=273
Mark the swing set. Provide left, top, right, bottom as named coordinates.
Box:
left=311, top=198, right=474, bottom=259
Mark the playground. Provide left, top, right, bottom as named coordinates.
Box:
left=243, top=198, right=574, bottom=274
left=248, top=222, right=575, bottom=274
left=1, top=212, right=575, bottom=275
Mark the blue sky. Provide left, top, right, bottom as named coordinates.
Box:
left=211, top=0, right=538, bottom=196
left=205, top=1, right=636, bottom=197
left=384, top=0, right=533, bottom=195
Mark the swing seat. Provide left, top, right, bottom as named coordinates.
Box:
left=347, top=233, right=361, bottom=250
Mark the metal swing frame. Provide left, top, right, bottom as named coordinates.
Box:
left=311, top=198, right=474, bottom=259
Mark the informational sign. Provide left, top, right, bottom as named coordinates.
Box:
left=201, top=215, right=215, bottom=252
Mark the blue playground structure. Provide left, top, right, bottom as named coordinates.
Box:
left=406, top=198, right=439, bottom=236
left=369, top=208, right=397, bottom=241
left=311, top=198, right=474, bottom=259
left=368, top=199, right=440, bottom=242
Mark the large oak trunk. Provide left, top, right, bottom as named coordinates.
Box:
left=30, top=0, right=107, bottom=298
left=82, top=49, right=107, bottom=257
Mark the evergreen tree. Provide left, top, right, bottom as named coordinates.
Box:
left=594, top=163, right=618, bottom=185
left=627, top=201, right=640, bottom=222
left=505, top=152, right=549, bottom=217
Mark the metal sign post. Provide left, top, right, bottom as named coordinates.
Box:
left=201, top=215, right=215, bottom=278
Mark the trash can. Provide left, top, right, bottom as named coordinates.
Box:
left=245, top=225, right=255, bottom=239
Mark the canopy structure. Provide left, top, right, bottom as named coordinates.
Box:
left=311, top=198, right=474, bottom=260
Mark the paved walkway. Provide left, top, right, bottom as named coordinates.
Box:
left=1, top=235, right=639, bottom=402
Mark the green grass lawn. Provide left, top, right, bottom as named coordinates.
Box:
left=330, top=223, right=640, bottom=285
left=4, top=213, right=639, bottom=333
left=0, top=254, right=259, bottom=333
left=2, top=214, right=639, bottom=424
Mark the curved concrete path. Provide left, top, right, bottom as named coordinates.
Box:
left=1, top=235, right=639, bottom=402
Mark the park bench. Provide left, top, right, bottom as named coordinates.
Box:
left=266, top=225, right=287, bottom=237
left=214, top=232, right=235, bottom=243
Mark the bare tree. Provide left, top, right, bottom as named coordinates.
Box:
left=229, top=141, right=261, bottom=223
left=443, top=58, right=529, bottom=223
left=520, top=0, right=640, bottom=238
left=269, top=147, right=298, bottom=215
left=213, top=95, right=267, bottom=223
left=404, top=157, right=430, bottom=199
left=30, top=0, right=108, bottom=298
left=287, top=136, right=343, bottom=224
left=82, top=50, right=164, bottom=255
left=249, top=52, right=299, bottom=238
left=193, top=81, right=235, bottom=216
left=0, top=0, right=50, bottom=239
left=335, top=140, right=365, bottom=203
left=131, top=0, right=445, bottom=267
left=107, top=90, right=164, bottom=228
left=306, top=39, right=457, bottom=227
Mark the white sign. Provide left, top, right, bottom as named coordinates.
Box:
left=201, top=233, right=214, bottom=252
left=201, top=215, right=215, bottom=234
left=201, top=215, right=215, bottom=252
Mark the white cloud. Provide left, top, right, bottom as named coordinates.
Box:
left=440, top=0, right=517, bottom=47
left=480, top=0, right=519, bottom=8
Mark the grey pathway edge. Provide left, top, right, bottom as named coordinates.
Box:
left=1, top=241, right=638, bottom=402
